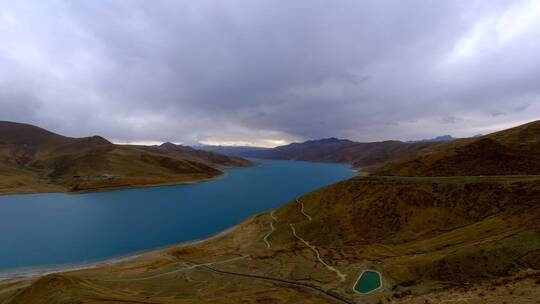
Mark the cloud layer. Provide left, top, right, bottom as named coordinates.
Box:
left=1, top=0, right=539, bottom=146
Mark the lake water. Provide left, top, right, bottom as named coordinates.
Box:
left=0, top=159, right=354, bottom=273
left=354, top=270, right=382, bottom=294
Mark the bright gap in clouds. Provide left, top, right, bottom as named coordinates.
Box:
left=199, top=139, right=289, bottom=148
left=448, top=0, right=540, bottom=63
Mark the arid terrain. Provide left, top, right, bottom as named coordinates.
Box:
left=0, top=121, right=254, bottom=195
left=1, top=121, right=539, bottom=304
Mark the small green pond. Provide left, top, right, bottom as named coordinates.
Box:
left=354, top=270, right=381, bottom=294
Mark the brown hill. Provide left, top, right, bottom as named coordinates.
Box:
left=245, top=137, right=357, bottom=162
left=0, top=121, right=74, bottom=147
left=375, top=120, right=540, bottom=176
left=0, top=121, right=254, bottom=194
left=235, top=137, right=437, bottom=170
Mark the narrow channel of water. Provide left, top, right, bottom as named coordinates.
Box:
left=0, top=159, right=355, bottom=273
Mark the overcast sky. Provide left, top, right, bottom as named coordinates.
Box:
left=1, top=1, right=539, bottom=146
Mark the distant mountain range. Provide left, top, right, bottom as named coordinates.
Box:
left=202, top=121, right=540, bottom=177
left=197, top=136, right=442, bottom=171
left=406, top=134, right=455, bottom=143
left=199, top=130, right=540, bottom=177
left=0, top=121, right=254, bottom=194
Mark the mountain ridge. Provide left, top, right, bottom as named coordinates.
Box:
left=0, top=121, right=254, bottom=195
left=209, top=137, right=439, bottom=171
left=376, top=120, right=540, bottom=176
left=406, top=134, right=455, bottom=143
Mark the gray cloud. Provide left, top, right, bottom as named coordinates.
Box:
left=1, top=0, right=539, bottom=146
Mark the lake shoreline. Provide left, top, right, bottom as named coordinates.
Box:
left=0, top=161, right=268, bottom=197
left=0, top=159, right=355, bottom=285
left=0, top=172, right=227, bottom=197
left=0, top=224, right=238, bottom=284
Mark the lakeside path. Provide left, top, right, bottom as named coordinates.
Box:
left=103, top=255, right=250, bottom=282
left=262, top=210, right=277, bottom=249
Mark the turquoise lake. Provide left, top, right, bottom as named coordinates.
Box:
left=0, top=159, right=354, bottom=273
left=354, top=270, right=382, bottom=294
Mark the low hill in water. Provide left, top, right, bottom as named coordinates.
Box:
left=0, top=121, right=254, bottom=194
left=1, top=120, right=539, bottom=304
left=195, top=144, right=270, bottom=157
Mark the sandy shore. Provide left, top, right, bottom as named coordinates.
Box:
left=0, top=224, right=238, bottom=284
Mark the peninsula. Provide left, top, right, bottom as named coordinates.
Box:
left=0, top=121, right=255, bottom=195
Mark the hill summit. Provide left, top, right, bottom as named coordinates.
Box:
left=376, top=120, right=540, bottom=176
left=0, top=121, right=254, bottom=194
